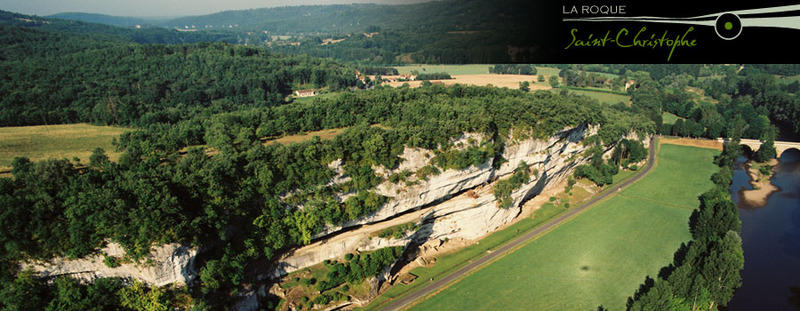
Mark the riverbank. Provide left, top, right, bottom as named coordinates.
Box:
left=740, top=159, right=780, bottom=208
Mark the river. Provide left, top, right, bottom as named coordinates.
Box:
left=727, top=149, right=800, bottom=310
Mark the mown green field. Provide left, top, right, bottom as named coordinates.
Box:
left=566, top=89, right=630, bottom=105
left=662, top=111, right=682, bottom=125
left=535, top=66, right=562, bottom=78
left=291, top=91, right=340, bottom=104
left=409, top=144, right=719, bottom=311
left=393, top=64, right=491, bottom=75
left=0, top=124, right=129, bottom=171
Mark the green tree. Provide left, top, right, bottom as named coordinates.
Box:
left=627, top=279, right=674, bottom=311
left=118, top=280, right=169, bottom=311
left=549, top=75, right=560, bottom=88
left=0, top=270, right=49, bottom=310
left=754, top=127, right=777, bottom=162
left=519, top=81, right=530, bottom=92
left=701, top=231, right=744, bottom=307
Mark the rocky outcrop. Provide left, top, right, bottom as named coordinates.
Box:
left=314, top=135, right=493, bottom=238
left=269, top=124, right=598, bottom=278
left=21, top=242, right=197, bottom=287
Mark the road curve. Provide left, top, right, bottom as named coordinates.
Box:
left=378, top=136, right=658, bottom=311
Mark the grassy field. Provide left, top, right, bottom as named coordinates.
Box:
left=264, top=127, right=348, bottom=145
left=779, top=74, right=800, bottom=84
left=408, top=144, right=719, bottom=311
left=363, top=169, right=639, bottom=310
left=363, top=204, right=566, bottom=310
left=535, top=66, right=562, bottom=78
left=290, top=91, right=339, bottom=104
left=394, top=64, right=491, bottom=75
left=566, top=89, right=630, bottom=105
left=622, top=144, right=719, bottom=209
left=662, top=111, right=682, bottom=124
left=0, top=124, right=129, bottom=171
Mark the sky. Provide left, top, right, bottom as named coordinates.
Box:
left=0, top=0, right=433, bottom=17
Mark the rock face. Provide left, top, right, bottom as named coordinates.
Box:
left=24, top=123, right=631, bottom=311
left=270, top=124, right=598, bottom=278
left=22, top=242, right=197, bottom=287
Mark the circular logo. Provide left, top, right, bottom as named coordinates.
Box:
left=715, top=13, right=742, bottom=40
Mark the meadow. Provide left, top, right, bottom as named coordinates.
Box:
left=407, top=144, right=719, bottom=311
left=393, top=64, right=491, bottom=75
left=566, top=89, right=630, bottom=105
left=662, top=111, right=682, bottom=124
left=0, top=124, right=129, bottom=172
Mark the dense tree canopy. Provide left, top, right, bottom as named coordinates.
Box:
left=0, top=26, right=357, bottom=127
left=0, top=76, right=649, bottom=308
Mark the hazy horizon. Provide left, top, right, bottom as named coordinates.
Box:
left=0, top=0, right=435, bottom=18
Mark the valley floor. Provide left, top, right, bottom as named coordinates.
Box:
left=403, top=143, right=719, bottom=310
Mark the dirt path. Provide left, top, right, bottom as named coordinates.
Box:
left=378, top=136, right=658, bottom=311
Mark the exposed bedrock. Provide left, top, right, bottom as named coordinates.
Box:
left=270, top=124, right=601, bottom=278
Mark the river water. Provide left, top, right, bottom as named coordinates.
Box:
left=727, top=150, right=800, bottom=310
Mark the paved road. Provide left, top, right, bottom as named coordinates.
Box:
left=379, top=136, right=658, bottom=311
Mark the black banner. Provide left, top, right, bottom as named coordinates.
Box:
left=486, top=0, right=800, bottom=63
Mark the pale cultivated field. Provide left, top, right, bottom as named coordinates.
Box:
left=383, top=74, right=550, bottom=90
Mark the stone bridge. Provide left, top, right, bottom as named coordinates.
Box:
left=717, top=138, right=800, bottom=157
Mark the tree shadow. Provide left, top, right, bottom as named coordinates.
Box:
left=388, top=216, right=434, bottom=277
left=626, top=275, right=655, bottom=310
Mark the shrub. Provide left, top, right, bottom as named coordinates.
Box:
left=300, top=277, right=316, bottom=286
left=758, top=164, right=771, bottom=176
left=103, top=255, right=121, bottom=268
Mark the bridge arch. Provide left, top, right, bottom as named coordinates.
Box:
left=740, top=144, right=755, bottom=158
left=779, top=147, right=800, bottom=160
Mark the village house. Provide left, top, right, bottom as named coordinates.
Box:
left=399, top=74, right=416, bottom=81
left=294, top=89, right=316, bottom=97
left=625, top=80, right=637, bottom=91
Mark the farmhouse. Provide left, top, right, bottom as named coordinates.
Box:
left=624, top=80, right=637, bottom=91
left=295, top=89, right=316, bottom=97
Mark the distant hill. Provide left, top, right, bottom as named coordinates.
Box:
left=159, top=1, right=510, bottom=34
left=158, top=0, right=557, bottom=63
left=1, top=0, right=561, bottom=63
left=0, top=10, right=240, bottom=44
left=46, top=12, right=165, bottom=28
left=162, top=3, right=438, bottom=34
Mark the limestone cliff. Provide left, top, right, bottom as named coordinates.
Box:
left=26, top=123, right=624, bottom=304
left=21, top=242, right=197, bottom=287
left=270, top=124, right=598, bottom=277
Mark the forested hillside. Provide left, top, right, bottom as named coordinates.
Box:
left=9, top=0, right=556, bottom=64
left=0, top=25, right=357, bottom=127
left=47, top=12, right=159, bottom=28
